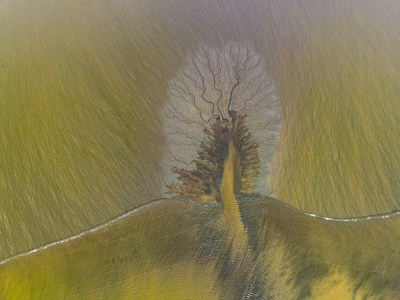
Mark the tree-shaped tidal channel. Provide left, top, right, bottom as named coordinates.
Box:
left=163, top=44, right=282, bottom=204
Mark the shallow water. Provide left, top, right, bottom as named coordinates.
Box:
left=1, top=0, right=400, bottom=297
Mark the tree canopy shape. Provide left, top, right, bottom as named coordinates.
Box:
left=162, top=44, right=282, bottom=200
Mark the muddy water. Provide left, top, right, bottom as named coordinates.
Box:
left=1, top=0, right=399, bottom=262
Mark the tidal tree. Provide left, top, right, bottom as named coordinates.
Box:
left=162, top=44, right=282, bottom=201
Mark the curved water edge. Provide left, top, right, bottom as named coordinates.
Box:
left=0, top=196, right=399, bottom=267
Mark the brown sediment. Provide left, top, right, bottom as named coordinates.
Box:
left=220, top=140, right=248, bottom=251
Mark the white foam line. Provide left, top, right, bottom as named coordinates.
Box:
left=301, top=211, right=400, bottom=222
left=0, top=199, right=169, bottom=266
left=271, top=197, right=400, bottom=222
left=0, top=199, right=399, bottom=266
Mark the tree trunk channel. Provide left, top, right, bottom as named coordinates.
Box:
left=220, top=139, right=248, bottom=249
